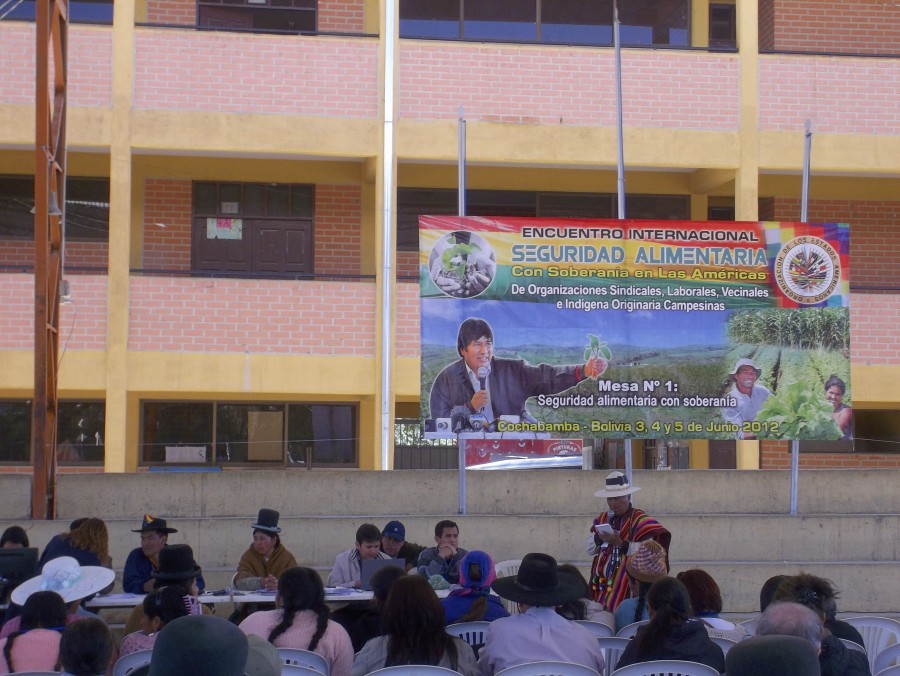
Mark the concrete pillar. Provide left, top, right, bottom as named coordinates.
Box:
left=104, top=0, right=136, bottom=472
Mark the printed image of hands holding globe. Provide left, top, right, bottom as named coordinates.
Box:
left=429, top=230, right=496, bottom=298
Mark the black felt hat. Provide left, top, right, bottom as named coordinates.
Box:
left=149, top=615, right=248, bottom=676
left=151, top=544, right=202, bottom=582
left=131, top=514, right=178, bottom=534
left=251, top=508, right=282, bottom=534
left=491, top=552, right=585, bottom=606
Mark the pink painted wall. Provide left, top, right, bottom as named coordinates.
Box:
left=0, top=274, right=107, bottom=351
left=0, top=24, right=112, bottom=107
left=133, top=29, right=378, bottom=116
left=400, top=43, right=740, bottom=130
left=759, top=56, right=900, bottom=133
left=127, top=277, right=375, bottom=354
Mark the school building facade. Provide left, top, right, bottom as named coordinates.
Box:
left=0, top=0, right=898, bottom=473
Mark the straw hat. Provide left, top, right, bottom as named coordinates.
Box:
left=594, top=471, right=641, bottom=498
left=11, top=556, right=115, bottom=606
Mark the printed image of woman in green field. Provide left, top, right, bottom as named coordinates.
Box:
left=825, top=375, right=852, bottom=439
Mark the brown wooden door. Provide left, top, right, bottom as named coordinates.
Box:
left=708, top=440, right=737, bottom=469
left=252, top=220, right=312, bottom=275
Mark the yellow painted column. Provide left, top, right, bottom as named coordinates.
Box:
left=690, top=440, right=710, bottom=469
left=692, top=0, right=710, bottom=49
left=734, top=0, right=760, bottom=469
left=690, top=194, right=709, bottom=221
left=104, top=0, right=136, bottom=472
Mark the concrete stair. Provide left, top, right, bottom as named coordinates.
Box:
left=1, top=469, right=897, bottom=614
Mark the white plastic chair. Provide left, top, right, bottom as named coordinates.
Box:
left=367, top=667, right=463, bottom=675
left=875, top=642, right=900, bottom=673
left=597, top=637, right=631, bottom=676
left=739, top=617, right=758, bottom=636
left=113, top=649, right=154, bottom=676
left=709, top=636, right=738, bottom=656
left=875, top=666, right=900, bottom=676
left=277, top=648, right=330, bottom=676
left=841, top=638, right=868, bottom=654
left=495, top=660, right=601, bottom=676
left=445, top=620, right=491, bottom=647
left=283, top=666, right=326, bottom=676
left=609, top=659, right=721, bottom=676
left=575, top=619, right=615, bottom=638
left=616, top=620, right=648, bottom=638
left=844, top=616, right=900, bottom=673
left=493, top=559, right=522, bottom=616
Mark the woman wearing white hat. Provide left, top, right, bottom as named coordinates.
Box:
left=585, top=471, right=670, bottom=612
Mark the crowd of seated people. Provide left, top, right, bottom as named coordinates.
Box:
left=0, top=497, right=893, bottom=676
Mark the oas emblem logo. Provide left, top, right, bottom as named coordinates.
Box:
left=774, top=236, right=840, bottom=304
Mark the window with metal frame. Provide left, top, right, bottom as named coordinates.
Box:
left=399, top=0, right=689, bottom=47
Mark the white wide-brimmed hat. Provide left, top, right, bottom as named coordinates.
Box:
left=594, top=470, right=641, bottom=498
left=11, top=556, right=115, bottom=606
left=729, top=358, right=761, bottom=378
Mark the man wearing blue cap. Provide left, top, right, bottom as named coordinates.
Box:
left=379, top=520, right=425, bottom=572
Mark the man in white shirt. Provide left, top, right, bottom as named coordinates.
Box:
left=327, top=523, right=389, bottom=588
left=721, top=358, right=771, bottom=439
left=478, top=552, right=605, bottom=675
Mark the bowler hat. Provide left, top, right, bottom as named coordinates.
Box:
left=151, top=544, right=202, bottom=582
left=132, top=514, right=178, bottom=534
left=491, top=552, right=585, bottom=606
left=149, top=615, right=248, bottom=676
left=251, top=508, right=282, bottom=534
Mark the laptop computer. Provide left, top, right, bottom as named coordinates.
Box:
left=359, top=557, right=405, bottom=591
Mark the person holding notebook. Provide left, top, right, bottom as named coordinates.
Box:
left=327, top=524, right=390, bottom=589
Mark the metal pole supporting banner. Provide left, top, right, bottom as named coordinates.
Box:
left=791, top=121, right=812, bottom=513
left=614, top=0, right=626, bottom=220
left=380, top=0, right=397, bottom=470
left=458, top=106, right=467, bottom=514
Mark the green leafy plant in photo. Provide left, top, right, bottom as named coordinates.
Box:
left=440, top=243, right=482, bottom=282
left=756, top=381, right=842, bottom=440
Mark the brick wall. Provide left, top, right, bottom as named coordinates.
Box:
left=128, top=277, right=375, bottom=354
left=770, top=198, right=900, bottom=289
left=760, top=440, right=900, bottom=468
left=396, top=251, right=418, bottom=280
left=133, top=29, right=378, bottom=116
left=313, top=185, right=361, bottom=275
left=0, top=241, right=107, bottom=270
left=143, top=179, right=193, bottom=271
left=142, top=0, right=364, bottom=32
left=0, top=274, right=107, bottom=351
left=0, top=24, right=112, bottom=107
left=400, top=44, right=740, bottom=130
left=146, top=0, right=196, bottom=25
left=770, top=0, right=900, bottom=55
left=396, top=282, right=419, bottom=358
left=759, top=55, right=900, bottom=133
left=318, top=0, right=365, bottom=34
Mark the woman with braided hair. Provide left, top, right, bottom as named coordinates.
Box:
left=615, top=577, right=724, bottom=673
left=239, top=567, right=352, bottom=676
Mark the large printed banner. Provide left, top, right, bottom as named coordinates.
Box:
left=420, top=217, right=851, bottom=441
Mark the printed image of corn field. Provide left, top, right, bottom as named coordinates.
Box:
left=518, top=307, right=849, bottom=440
